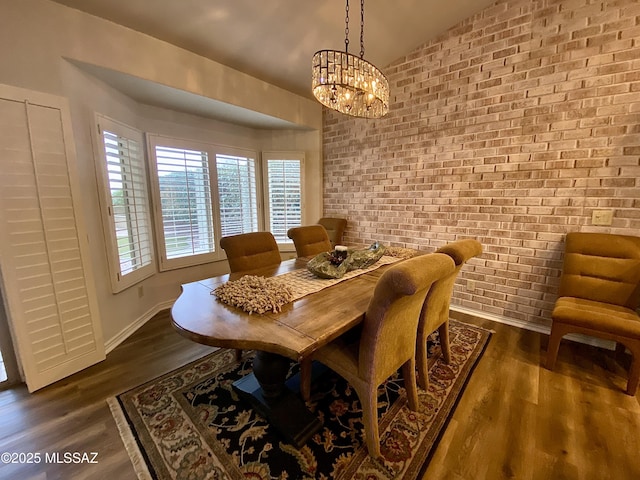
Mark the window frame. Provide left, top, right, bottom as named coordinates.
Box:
left=216, top=151, right=260, bottom=238
left=147, top=134, right=265, bottom=271
left=147, top=135, right=217, bottom=271
left=94, top=115, right=156, bottom=292
left=262, top=151, right=305, bottom=248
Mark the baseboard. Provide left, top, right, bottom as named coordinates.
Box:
left=104, top=300, right=175, bottom=354
left=450, top=304, right=616, bottom=351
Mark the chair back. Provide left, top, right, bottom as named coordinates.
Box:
left=559, top=232, right=640, bottom=309
left=317, top=217, right=347, bottom=247
left=287, top=225, right=332, bottom=257
left=425, top=239, right=483, bottom=331
left=359, top=253, right=455, bottom=386
left=219, top=232, right=281, bottom=273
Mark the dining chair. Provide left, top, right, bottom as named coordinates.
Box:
left=219, top=231, right=282, bottom=360
left=303, top=252, right=455, bottom=458
left=546, top=232, right=640, bottom=395
left=287, top=225, right=332, bottom=257
left=415, top=239, right=483, bottom=389
left=219, top=231, right=282, bottom=273
left=317, top=217, right=347, bottom=247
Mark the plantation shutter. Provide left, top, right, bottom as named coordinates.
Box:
left=102, top=131, right=153, bottom=275
left=153, top=145, right=215, bottom=270
left=216, top=153, right=258, bottom=237
left=266, top=158, right=302, bottom=243
left=0, top=84, right=104, bottom=392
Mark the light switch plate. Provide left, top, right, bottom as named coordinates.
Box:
left=591, top=209, right=613, bottom=226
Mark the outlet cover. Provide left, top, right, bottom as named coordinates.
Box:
left=591, top=209, right=613, bottom=226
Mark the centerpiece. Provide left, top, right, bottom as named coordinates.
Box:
left=307, top=242, right=386, bottom=279
left=328, top=245, right=349, bottom=265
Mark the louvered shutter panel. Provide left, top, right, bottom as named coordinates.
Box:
left=216, top=154, right=258, bottom=237
left=0, top=85, right=104, bottom=392
left=266, top=159, right=302, bottom=243
left=154, top=146, right=215, bottom=265
left=102, top=130, right=153, bottom=277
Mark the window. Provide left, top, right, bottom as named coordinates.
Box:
left=148, top=139, right=217, bottom=270
left=148, top=137, right=263, bottom=270
left=264, top=153, right=303, bottom=244
left=95, top=116, right=154, bottom=292
left=216, top=153, right=258, bottom=237
left=156, top=146, right=215, bottom=259
left=147, top=136, right=303, bottom=270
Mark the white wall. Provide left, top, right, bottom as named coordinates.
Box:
left=0, top=0, right=323, bottom=347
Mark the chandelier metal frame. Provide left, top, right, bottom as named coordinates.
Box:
left=311, top=0, right=389, bottom=118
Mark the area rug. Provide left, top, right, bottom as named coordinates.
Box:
left=108, top=320, right=491, bottom=480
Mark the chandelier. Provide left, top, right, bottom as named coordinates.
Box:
left=311, top=0, right=389, bottom=118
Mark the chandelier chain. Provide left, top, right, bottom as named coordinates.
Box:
left=360, top=0, right=365, bottom=58
left=344, top=0, right=350, bottom=53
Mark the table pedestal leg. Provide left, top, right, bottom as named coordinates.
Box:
left=232, top=351, right=322, bottom=448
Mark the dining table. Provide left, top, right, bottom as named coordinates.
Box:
left=170, top=255, right=398, bottom=447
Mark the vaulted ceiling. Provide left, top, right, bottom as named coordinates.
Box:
left=52, top=0, right=497, bottom=99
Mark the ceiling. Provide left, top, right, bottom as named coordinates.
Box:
left=52, top=0, right=497, bottom=125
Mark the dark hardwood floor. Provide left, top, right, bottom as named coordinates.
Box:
left=0, top=310, right=638, bottom=480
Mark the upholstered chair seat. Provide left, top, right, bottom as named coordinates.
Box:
left=287, top=225, right=332, bottom=257
left=553, top=298, right=640, bottom=338
left=546, top=232, right=640, bottom=395
left=305, top=253, right=455, bottom=458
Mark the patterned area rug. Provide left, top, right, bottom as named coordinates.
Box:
left=109, top=320, right=491, bottom=480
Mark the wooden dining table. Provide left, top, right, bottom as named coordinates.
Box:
left=171, top=256, right=394, bottom=447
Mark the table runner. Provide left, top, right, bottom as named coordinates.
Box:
left=211, top=255, right=403, bottom=314
left=274, top=254, right=400, bottom=302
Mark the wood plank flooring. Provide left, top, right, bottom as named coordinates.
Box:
left=0, top=310, right=638, bottom=480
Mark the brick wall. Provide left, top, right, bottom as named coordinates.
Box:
left=322, top=0, right=640, bottom=329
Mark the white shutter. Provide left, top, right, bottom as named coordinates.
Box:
left=151, top=144, right=215, bottom=270
left=216, top=153, right=258, bottom=237
left=265, top=156, right=303, bottom=243
left=95, top=117, right=155, bottom=292
left=102, top=130, right=153, bottom=276
left=0, top=84, right=104, bottom=392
